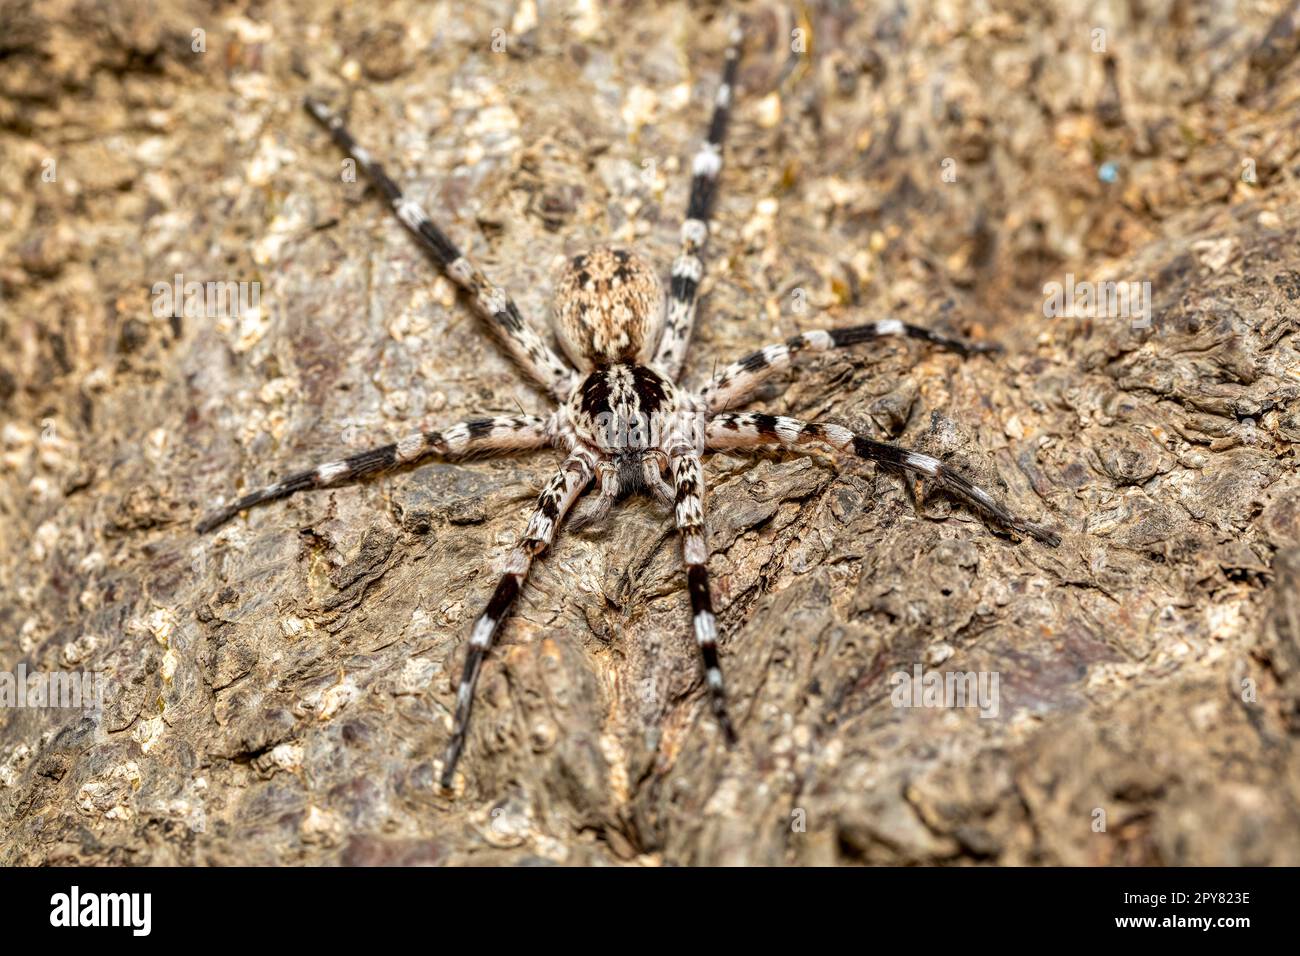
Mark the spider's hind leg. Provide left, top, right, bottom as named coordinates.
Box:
left=705, top=412, right=1061, bottom=546
left=195, top=414, right=550, bottom=533
left=668, top=451, right=738, bottom=744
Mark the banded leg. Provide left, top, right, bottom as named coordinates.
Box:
left=440, top=448, right=596, bottom=788
left=195, top=414, right=550, bottom=533
left=706, top=413, right=1061, bottom=546
left=669, top=452, right=738, bottom=743
left=304, top=98, right=578, bottom=401
left=699, top=321, right=1000, bottom=413
left=652, top=21, right=743, bottom=379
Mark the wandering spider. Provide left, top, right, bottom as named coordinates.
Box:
left=197, top=23, right=1060, bottom=790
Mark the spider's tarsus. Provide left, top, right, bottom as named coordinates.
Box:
left=568, top=500, right=608, bottom=531
left=1022, top=522, right=1063, bottom=548
left=720, top=715, right=739, bottom=747
left=194, top=509, right=235, bottom=534
left=438, top=751, right=461, bottom=791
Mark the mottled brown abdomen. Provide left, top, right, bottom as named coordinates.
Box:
left=552, top=248, right=664, bottom=370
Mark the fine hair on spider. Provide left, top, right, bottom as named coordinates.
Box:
left=196, top=17, right=1061, bottom=792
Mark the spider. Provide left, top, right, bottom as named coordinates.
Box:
left=197, top=24, right=1060, bottom=791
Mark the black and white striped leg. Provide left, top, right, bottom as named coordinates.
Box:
left=304, top=98, right=578, bottom=401
left=699, top=321, right=1000, bottom=412
left=653, top=21, right=743, bottom=379
left=195, top=414, right=550, bottom=533
left=705, top=413, right=1061, bottom=546
left=439, top=448, right=596, bottom=788
left=669, top=452, right=738, bottom=744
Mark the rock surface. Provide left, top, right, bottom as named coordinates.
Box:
left=1, top=0, right=1298, bottom=865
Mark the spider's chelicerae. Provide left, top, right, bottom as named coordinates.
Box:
left=198, top=25, right=1060, bottom=789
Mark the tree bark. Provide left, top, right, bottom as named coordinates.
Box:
left=2, top=0, right=1299, bottom=865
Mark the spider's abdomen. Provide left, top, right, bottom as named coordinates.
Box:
left=553, top=248, right=663, bottom=370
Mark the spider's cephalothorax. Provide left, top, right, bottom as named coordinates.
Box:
left=553, top=248, right=664, bottom=370
left=198, top=22, right=1061, bottom=792
left=565, top=359, right=698, bottom=519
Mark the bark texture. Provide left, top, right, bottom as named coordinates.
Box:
left=2, top=0, right=1299, bottom=865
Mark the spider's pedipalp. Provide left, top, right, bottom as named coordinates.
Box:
left=569, top=461, right=619, bottom=529
left=669, top=451, right=737, bottom=742
left=195, top=414, right=550, bottom=533
left=304, top=97, right=578, bottom=401
left=700, top=320, right=1000, bottom=412
left=653, top=21, right=743, bottom=379
left=642, top=451, right=677, bottom=504
left=440, top=448, right=596, bottom=789
left=553, top=248, right=662, bottom=370
left=705, top=412, right=1061, bottom=546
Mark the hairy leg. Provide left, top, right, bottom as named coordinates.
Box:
left=700, top=321, right=999, bottom=413
left=653, top=21, right=743, bottom=379
left=668, top=451, right=738, bottom=742
left=440, top=448, right=596, bottom=788
left=705, top=412, right=1060, bottom=546
left=305, top=98, right=578, bottom=401
left=196, top=414, right=550, bottom=533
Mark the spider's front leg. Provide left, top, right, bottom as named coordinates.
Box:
left=668, top=450, right=738, bottom=744
left=699, top=321, right=1000, bottom=413
left=304, top=98, right=578, bottom=402
left=195, top=414, right=551, bottom=533
left=705, top=413, right=1061, bottom=546
left=440, top=448, right=596, bottom=789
